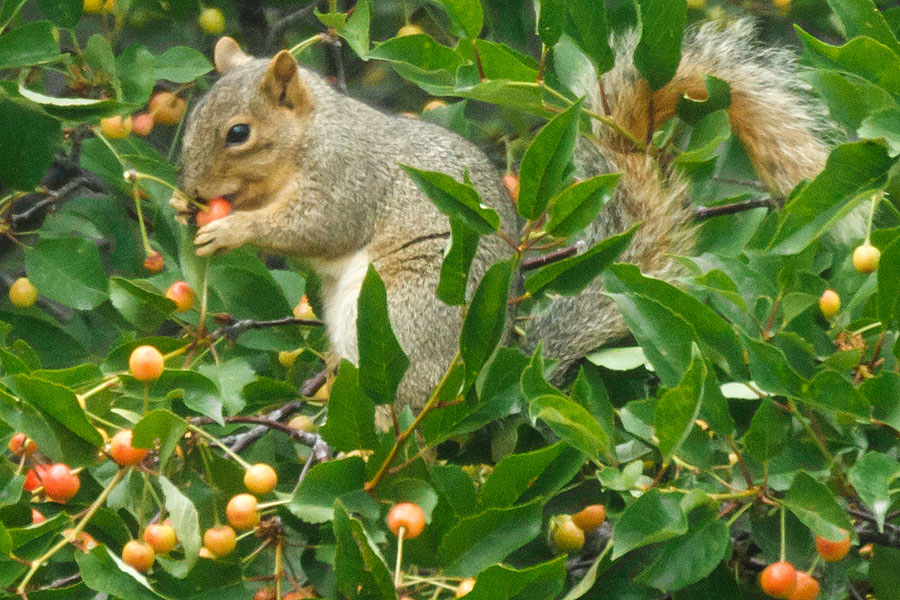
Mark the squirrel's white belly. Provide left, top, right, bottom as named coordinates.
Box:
left=307, top=249, right=371, bottom=364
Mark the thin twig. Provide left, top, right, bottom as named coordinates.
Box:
left=520, top=244, right=580, bottom=272
left=267, top=1, right=323, bottom=51
left=211, top=316, right=325, bottom=340
left=695, top=198, right=774, bottom=221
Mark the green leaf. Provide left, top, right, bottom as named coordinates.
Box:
left=289, top=457, right=366, bottom=523
left=741, top=334, right=807, bottom=397
left=0, top=388, right=62, bottom=461
left=438, top=498, right=543, bottom=576
left=768, top=142, right=894, bottom=255
left=436, top=0, right=483, bottom=38
left=319, top=361, right=377, bottom=451
left=848, top=452, right=900, bottom=532
left=154, top=46, right=213, bottom=83
left=545, top=173, right=620, bottom=237
left=529, top=394, right=608, bottom=463
left=368, top=35, right=463, bottom=95
left=13, top=374, right=103, bottom=447
left=676, top=76, right=731, bottom=125
left=436, top=217, right=480, bottom=305
left=460, top=258, right=513, bottom=386
left=806, top=370, right=869, bottom=418
left=35, top=0, right=81, bottom=28
left=612, top=490, right=688, bottom=559
left=859, top=107, right=900, bottom=156
left=83, top=34, right=115, bottom=75
left=525, top=225, right=636, bottom=296
left=783, top=472, right=855, bottom=542
left=132, top=409, right=187, bottom=470
left=566, top=0, right=614, bottom=73
left=0, top=0, right=27, bottom=31
left=116, top=43, right=156, bottom=104
left=634, top=0, right=686, bottom=90
left=479, top=443, right=563, bottom=508
left=399, top=164, right=500, bottom=234
left=537, top=0, right=566, bottom=46
left=157, top=475, right=201, bottom=576
left=462, top=557, right=567, bottom=600
left=0, top=94, right=62, bottom=190
left=655, top=351, right=705, bottom=465
left=431, top=464, right=478, bottom=516
left=636, top=508, right=730, bottom=592
left=342, top=0, right=371, bottom=58
left=109, top=277, right=175, bottom=331
left=606, top=263, right=744, bottom=372
left=0, top=21, right=59, bottom=68
left=133, top=369, right=224, bottom=424
left=75, top=548, right=162, bottom=600
left=862, top=372, right=900, bottom=432
left=357, top=266, right=409, bottom=405
left=871, top=545, right=900, bottom=600
left=517, top=99, right=582, bottom=220
left=743, top=399, right=790, bottom=462
left=826, top=0, right=900, bottom=56
left=24, top=237, right=108, bottom=310
left=333, top=500, right=398, bottom=600
left=315, top=8, right=346, bottom=30
left=198, top=359, right=255, bottom=416
left=878, top=235, right=900, bottom=327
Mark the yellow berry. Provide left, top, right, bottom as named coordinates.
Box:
left=852, top=243, right=880, bottom=274
left=819, top=289, right=840, bottom=318
left=100, top=115, right=133, bottom=139
left=9, top=277, right=38, bottom=308
left=397, top=23, right=424, bottom=37
left=198, top=8, right=226, bottom=35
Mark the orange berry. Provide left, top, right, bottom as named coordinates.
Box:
left=226, top=493, right=260, bottom=530
left=422, top=99, right=446, bottom=112
left=42, top=463, right=80, bottom=503
left=23, top=464, right=48, bottom=492
left=129, top=345, right=164, bottom=381
left=387, top=503, right=426, bottom=539
left=819, top=289, right=840, bottom=318
left=502, top=173, right=519, bottom=202
left=100, top=115, right=133, bottom=139
left=456, top=578, right=476, bottom=597
left=244, top=463, right=278, bottom=495
left=759, top=561, right=797, bottom=599
left=165, top=281, right=195, bottom=312
left=292, top=295, right=316, bottom=320
left=31, top=509, right=45, bottom=524
left=144, top=251, right=164, bottom=272
left=203, top=525, right=236, bottom=557
left=143, top=523, right=177, bottom=554
left=122, top=540, right=155, bottom=572
left=109, top=429, right=149, bottom=466
left=571, top=504, right=606, bottom=531
left=815, top=530, right=851, bottom=562
left=788, top=571, right=820, bottom=600
left=149, top=92, right=187, bottom=126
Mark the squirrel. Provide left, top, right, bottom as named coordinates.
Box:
left=171, top=20, right=840, bottom=411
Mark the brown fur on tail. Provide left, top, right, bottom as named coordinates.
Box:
left=527, top=19, right=839, bottom=373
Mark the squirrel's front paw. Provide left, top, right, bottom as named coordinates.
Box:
left=194, top=216, right=247, bottom=256
left=169, top=192, right=194, bottom=225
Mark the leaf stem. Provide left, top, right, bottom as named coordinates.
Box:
left=780, top=504, right=786, bottom=562
left=188, top=423, right=253, bottom=470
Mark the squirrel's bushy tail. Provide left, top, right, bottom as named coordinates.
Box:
left=527, top=19, right=837, bottom=372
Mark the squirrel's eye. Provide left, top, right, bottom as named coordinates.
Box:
left=226, top=123, right=251, bottom=146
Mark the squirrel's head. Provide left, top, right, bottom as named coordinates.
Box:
left=179, top=37, right=315, bottom=209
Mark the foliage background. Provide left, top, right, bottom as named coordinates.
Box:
left=1, top=0, right=900, bottom=599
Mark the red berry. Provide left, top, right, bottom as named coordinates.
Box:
left=760, top=561, right=797, bottom=599
left=195, top=197, right=232, bottom=227
left=31, top=509, right=45, bottom=524
left=387, top=503, right=426, bottom=539
left=122, top=540, right=155, bottom=572
left=502, top=173, right=519, bottom=202
left=132, top=113, right=154, bottom=136
left=109, top=429, right=149, bottom=466
left=149, top=92, right=186, bottom=126
left=815, top=530, right=851, bottom=562
left=253, top=587, right=276, bottom=600
left=42, top=463, right=81, bottom=503
left=129, top=345, right=164, bottom=381
left=23, top=464, right=48, bottom=492
left=8, top=433, right=36, bottom=456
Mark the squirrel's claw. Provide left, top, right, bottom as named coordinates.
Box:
left=194, top=216, right=245, bottom=256
left=169, top=193, right=194, bottom=225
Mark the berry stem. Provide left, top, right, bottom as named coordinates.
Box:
left=274, top=534, right=284, bottom=600
left=16, top=469, right=125, bottom=595
left=77, top=376, right=120, bottom=408
left=780, top=504, right=787, bottom=562
left=865, top=192, right=882, bottom=243
left=394, top=526, right=405, bottom=588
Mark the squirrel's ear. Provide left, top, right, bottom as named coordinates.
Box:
left=214, top=37, right=252, bottom=74
left=260, top=50, right=313, bottom=113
